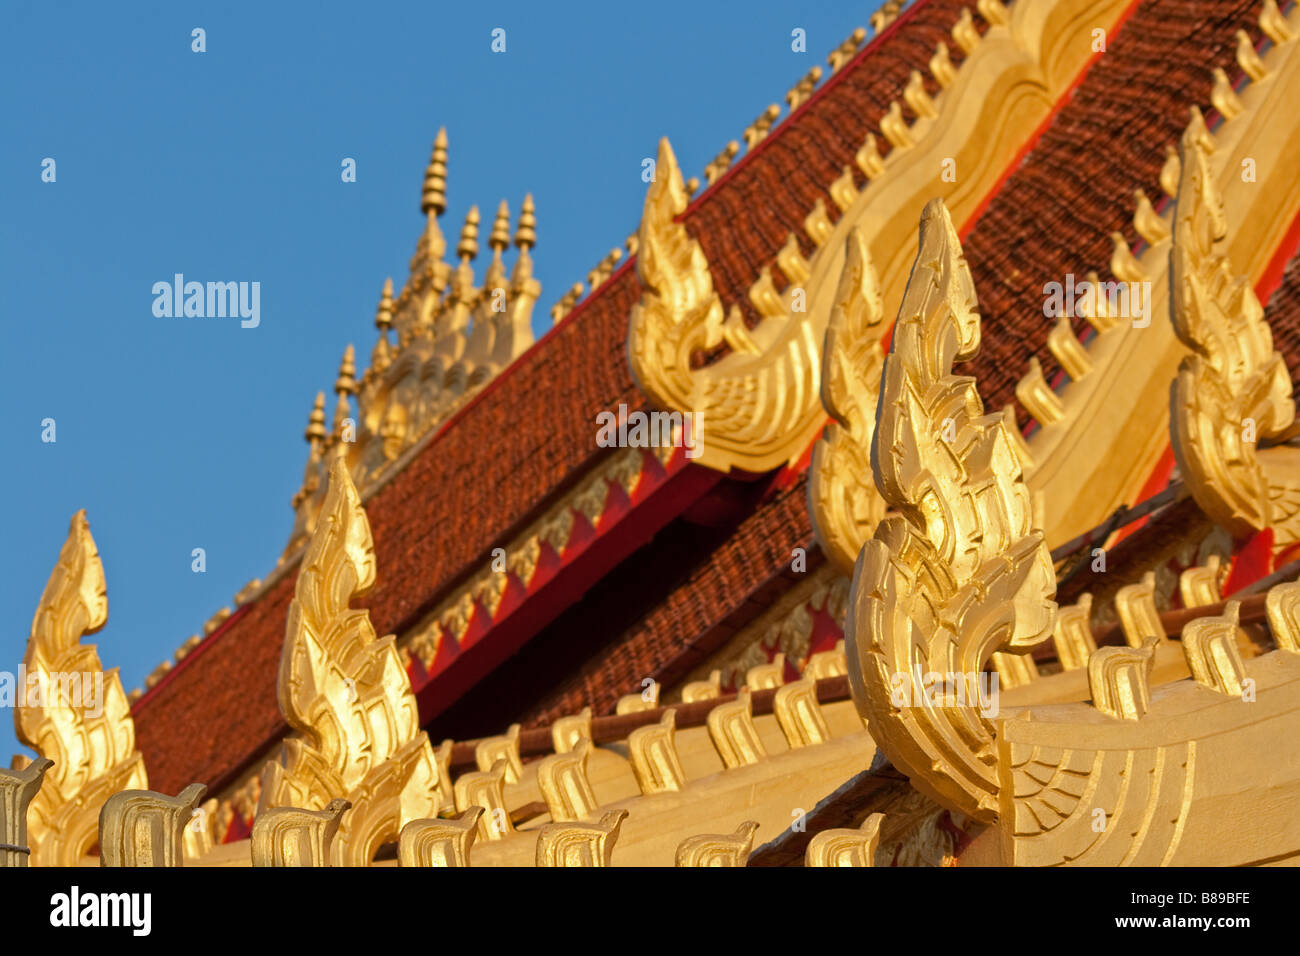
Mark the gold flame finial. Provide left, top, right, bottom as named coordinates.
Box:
left=847, top=198, right=1055, bottom=822
left=15, top=512, right=148, bottom=865
left=259, top=458, right=440, bottom=865
left=421, top=127, right=449, bottom=216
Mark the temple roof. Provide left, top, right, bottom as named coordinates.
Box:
left=129, top=0, right=1300, bottom=799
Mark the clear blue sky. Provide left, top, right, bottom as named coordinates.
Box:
left=1, top=1, right=883, bottom=763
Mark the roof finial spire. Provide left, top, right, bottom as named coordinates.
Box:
left=457, top=205, right=480, bottom=262
left=375, top=277, right=394, bottom=334
left=489, top=200, right=511, bottom=253
left=421, top=128, right=448, bottom=216
left=371, top=279, right=394, bottom=372
left=514, top=193, right=536, bottom=251
left=333, top=344, right=357, bottom=433
left=305, top=392, right=328, bottom=448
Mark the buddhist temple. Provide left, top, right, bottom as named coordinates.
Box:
left=7, top=0, right=1300, bottom=873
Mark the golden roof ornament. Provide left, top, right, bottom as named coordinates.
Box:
left=421, top=127, right=448, bottom=216
left=809, top=227, right=890, bottom=573
left=846, top=198, right=1055, bottom=822
left=259, top=459, right=441, bottom=866
left=1167, top=107, right=1300, bottom=544
left=13, top=512, right=148, bottom=865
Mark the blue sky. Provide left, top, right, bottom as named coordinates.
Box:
left=0, top=1, right=883, bottom=762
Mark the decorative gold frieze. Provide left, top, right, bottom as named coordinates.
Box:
left=628, top=709, right=687, bottom=795
left=1182, top=601, right=1247, bottom=696
left=1052, top=594, right=1096, bottom=671
left=675, top=821, right=759, bottom=866
left=805, top=812, right=883, bottom=867
left=536, top=810, right=627, bottom=867
left=681, top=670, right=722, bottom=702
left=707, top=687, right=767, bottom=769
left=552, top=707, right=592, bottom=753
left=745, top=652, right=786, bottom=690
left=773, top=679, right=831, bottom=748
left=1047, top=317, right=1092, bottom=381
left=398, top=807, right=482, bottom=867
left=536, top=740, right=600, bottom=823
left=1016, top=356, right=1065, bottom=425
left=0, top=758, right=51, bottom=867
left=454, top=760, right=513, bottom=841
left=251, top=799, right=351, bottom=867
left=99, top=784, right=206, bottom=867
left=259, top=460, right=440, bottom=866
left=14, top=511, right=147, bottom=866
left=1179, top=555, right=1226, bottom=608
left=1088, top=638, right=1158, bottom=720
left=476, top=724, right=523, bottom=784
left=1133, top=188, right=1171, bottom=245
left=1262, top=0, right=1294, bottom=44
left=1115, top=572, right=1164, bottom=648
left=1267, top=581, right=1300, bottom=653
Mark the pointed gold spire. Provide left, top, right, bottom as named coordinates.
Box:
left=370, top=279, right=394, bottom=372
left=333, top=345, right=356, bottom=433
left=375, top=278, right=394, bottom=335
left=421, top=128, right=448, bottom=216
left=457, top=206, right=480, bottom=262
left=489, top=200, right=510, bottom=252
left=305, top=392, right=327, bottom=446
left=514, top=193, right=536, bottom=251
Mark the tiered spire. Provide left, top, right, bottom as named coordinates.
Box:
left=332, top=345, right=357, bottom=437
left=284, top=129, right=541, bottom=559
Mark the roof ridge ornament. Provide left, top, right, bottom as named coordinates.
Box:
left=258, top=459, right=441, bottom=866
left=12, top=511, right=148, bottom=865
left=1168, top=106, right=1300, bottom=547
left=846, top=198, right=1055, bottom=822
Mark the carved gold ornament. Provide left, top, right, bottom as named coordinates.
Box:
left=846, top=198, right=1055, bottom=822
left=13, top=511, right=147, bottom=866
left=0, top=758, right=52, bottom=867
left=98, top=784, right=206, bottom=867
left=847, top=197, right=1300, bottom=866
left=629, top=137, right=825, bottom=473
left=259, top=459, right=441, bottom=865
left=1168, top=109, right=1300, bottom=545
left=810, top=228, right=890, bottom=572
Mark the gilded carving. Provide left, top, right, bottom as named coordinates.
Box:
left=810, top=229, right=890, bottom=573
left=258, top=459, right=441, bottom=866
left=13, top=511, right=147, bottom=866
left=627, top=710, right=686, bottom=795
left=398, top=807, right=482, bottom=867
left=846, top=199, right=1055, bottom=822
left=99, top=784, right=206, bottom=867
left=675, top=821, right=759, bottom=867
left=0, top=758, right=52, bottom=867
left=536, top=810, right=627, bottom=867
left=1168, top=109, right=1300, bottom=548
left=805, top=812, right=883, bottom=867
left=251, top=799, right=351, bottom=867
